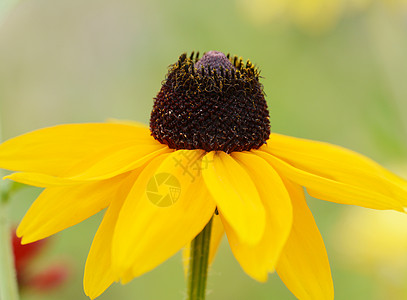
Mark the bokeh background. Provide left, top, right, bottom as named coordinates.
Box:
left=1, top=0, right=407, bottom=299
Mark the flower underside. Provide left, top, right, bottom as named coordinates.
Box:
left=150, top=51, right=271, bottom=153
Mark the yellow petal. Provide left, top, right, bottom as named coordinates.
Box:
left=84, top=171, right=139, bottom=299
left=202, top=151, right=266, bottom=245
left=62, top=144, right=170, bottom=181
left=4, top=145, right=170, bottom=186
left=4, top=172, right=83, bottom=187
left=219, top=152, right=292, bottom=281
left=106, top=118, right=148, bottom=128
left=182, top=213, right=224, bottom=277
left=256, top=150, right=405, bottom=211
left=276, top=181, right=334, bottom=300
left=112, top=150, right=216, bottom=280
left=0, top=123, right=154, bottom=176
left=264, top=133, right=407, bottom=206
left=208, top=213, right=225, bottom=265
left=182, top=246, right=191, bottom=278
left=17, top=171, right=137, bottom=244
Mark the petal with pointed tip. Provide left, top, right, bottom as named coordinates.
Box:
left=263, top=134, right=407, bottom=206
left=0, top=123, right=155, bottom=176
left=256, top=150, right=405, bottom=211
left=276, top=181, right=334, bottom=300
left=17, top=171, right=137, bottom=244
left=112, top=150, right=216, bottom=280
left=84, top=171, right=139, bottom=299
left=218, top=152, right=292, bottom=281
left=202, top=151, right=266, bottom=245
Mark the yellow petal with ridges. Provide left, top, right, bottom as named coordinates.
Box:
left=264, top=133, right=407, bottom=205
left=221, top=217, right=267, bottom=281
left=4, top=172, right=84, bottom=187
left=62, top=144, right=171, bottom=181
left=4, top=145, right=171, bottom=186
left=112, top=150, right=216, bottom=280
left=256, top=150, right=405, bottom=211
left=276, top=181, right=334, bottom=300
left=83, top=171, right=139, bottom=299
left=219, top=152, right=292, bottom=281
left=17, top=171, right=137, bottom=244
left=202, top=151, right=266, bottom=245
left=0, top=123, right=153, bottom=176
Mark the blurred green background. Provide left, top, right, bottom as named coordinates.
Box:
left=1, top=0, right=407, bottom=299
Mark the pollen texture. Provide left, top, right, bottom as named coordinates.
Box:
left=150, top=51, right=270, bottom=153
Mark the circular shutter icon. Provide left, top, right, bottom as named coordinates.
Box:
left=146, top=172, right=181, bottom=207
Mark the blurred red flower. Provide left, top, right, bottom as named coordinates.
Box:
left=12, top=229, right=70, bottom=292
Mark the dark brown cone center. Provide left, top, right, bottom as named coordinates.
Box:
left=149, top=51, right=270, bottom=153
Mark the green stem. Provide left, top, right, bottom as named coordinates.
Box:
left=0, top=114, right=20, bottom=300
left=187, top=217, right=213, bottom=300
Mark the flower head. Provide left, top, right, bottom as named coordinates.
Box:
left=150, top=51, right=270, bottom=152
left=1, top=51, right=407, bottom=299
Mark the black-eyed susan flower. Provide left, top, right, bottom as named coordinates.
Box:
left=1, top=51, right=407, bottom=300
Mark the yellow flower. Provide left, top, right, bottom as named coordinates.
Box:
left=1, top=51, right=407, bottom=299
left=333, top=163, right=407, bottom=272
left=335, top=207, right=407, bottom=271
left=333, top=204, right=407, bottom=298
left=236, top=0, right=407, bottom=33
left=237, top=0, right=342, bottom=32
